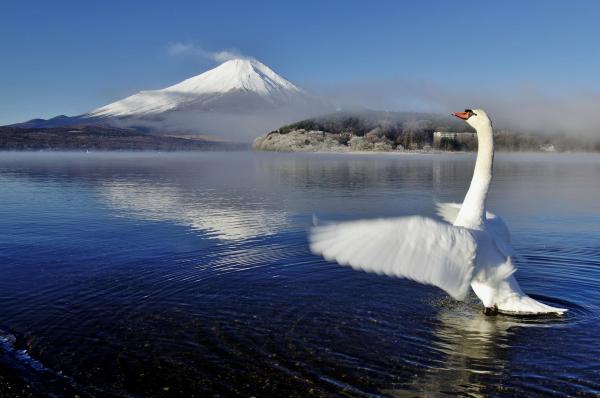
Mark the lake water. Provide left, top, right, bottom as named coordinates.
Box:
left=0, top=151, right=599, bottom=397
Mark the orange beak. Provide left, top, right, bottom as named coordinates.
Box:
left=452, top=111, right=471, bottom=120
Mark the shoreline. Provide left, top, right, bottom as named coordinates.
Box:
left=0, top=148, right=598, bottom=155
left=252, top=148, right=598, bottom=155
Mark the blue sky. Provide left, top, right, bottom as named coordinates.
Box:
left=2, top=0, right=600, bottom=126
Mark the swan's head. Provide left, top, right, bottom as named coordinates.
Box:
left=452, top=108, right=492, bottom=131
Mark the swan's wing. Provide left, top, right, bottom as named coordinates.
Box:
left=485, top=213, right=514, bottom=257
left=435, top=202, right=462, bottom=224
left=436, top=202, right=514, bottom=257
left=309, top=216, right=477, bottom=300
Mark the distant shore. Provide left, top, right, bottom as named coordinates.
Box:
left=252, top=129, right=585, bottom=154
left=1, top=125, right=597, bottom=154
left=0, top=125, right=248, bottom=151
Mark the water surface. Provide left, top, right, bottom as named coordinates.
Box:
left=0, top=152, right=599, bottom=397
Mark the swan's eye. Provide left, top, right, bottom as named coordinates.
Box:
left=464, top=109, right=477, bottom=116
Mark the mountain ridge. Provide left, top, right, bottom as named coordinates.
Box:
left=89, top=58, right=307, bottom=118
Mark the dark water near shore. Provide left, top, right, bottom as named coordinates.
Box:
left=0, top=151, right=599, bottom=397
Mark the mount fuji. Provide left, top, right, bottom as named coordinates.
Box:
left=14, top=59, right=329, bottom=141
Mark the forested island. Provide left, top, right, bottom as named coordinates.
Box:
left=254, top=111, right=600, bottom=152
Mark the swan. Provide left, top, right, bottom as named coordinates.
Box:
left=309, top=108, right=566, bottom=315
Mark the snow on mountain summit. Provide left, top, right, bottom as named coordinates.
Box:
left=89, top=58, right=304, bottom=117
left=166, top=58, right=302, bottom=95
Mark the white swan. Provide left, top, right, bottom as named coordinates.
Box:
left=309, top=108, right=566, bottom=315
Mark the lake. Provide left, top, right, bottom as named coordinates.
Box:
left=0, top=151, right=599, bottom=397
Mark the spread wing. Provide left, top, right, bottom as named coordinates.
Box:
left=309, top=216, right=477, bottom=300
left=435, top=202, right=513, bottom=257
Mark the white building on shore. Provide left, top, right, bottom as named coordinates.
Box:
left=433, top=131, right=476, bottom=148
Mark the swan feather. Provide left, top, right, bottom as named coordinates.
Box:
left=310, top=216, right=477, bottom=300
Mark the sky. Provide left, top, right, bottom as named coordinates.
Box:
left=2, top=0, right=600, bottom=131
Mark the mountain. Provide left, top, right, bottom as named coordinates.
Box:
left=90, top=58, right=307, bottom=117
left=12, top=59, right=330, bottom=141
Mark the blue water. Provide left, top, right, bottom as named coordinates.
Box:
left=0, top=151, right=599, bottom=397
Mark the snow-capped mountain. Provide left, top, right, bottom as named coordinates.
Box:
left=14, top=59, right=329, bottom=141
left=90, top=58, right=308, bottom=117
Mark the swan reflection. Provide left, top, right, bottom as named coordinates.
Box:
left=386, top=301, right=556, bottom=397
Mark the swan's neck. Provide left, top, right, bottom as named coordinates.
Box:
left=454, top=121, right=494, bottom=229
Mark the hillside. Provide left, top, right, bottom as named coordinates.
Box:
left=0, top=126, right=247, bottom=151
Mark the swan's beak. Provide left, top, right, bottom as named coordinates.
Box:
left=452, top=111, right=470, bottom=120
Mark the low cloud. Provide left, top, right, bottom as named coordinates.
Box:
left=164, top=44, right=599, bottom=136
left=166, top=42, right=247, bottom=62
left=320, top=80, right=600, bottom=136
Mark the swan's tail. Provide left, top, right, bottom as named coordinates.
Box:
left=472, top=274, right=567, bottom=315
left=494, top=275, right=567, bottom=315
left=496, top=294, right=567, bottom=315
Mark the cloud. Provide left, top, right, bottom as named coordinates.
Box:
left=166, top=42, right=247, bottom=62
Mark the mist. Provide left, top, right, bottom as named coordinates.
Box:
left=317, top=79, right=600, bottom=136
left=105, top=105, right=331, bottom=142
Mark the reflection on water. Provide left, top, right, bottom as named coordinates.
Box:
left=100, top=180, right=288, bottom=240
left=390, top=299, right=559, bottom=397
left=0, top=151, right=599, bottom=397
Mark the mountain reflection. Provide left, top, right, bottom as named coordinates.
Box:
left=93, top=153, right=470, bottom=240
left=100, top=179, right=288, bottom=240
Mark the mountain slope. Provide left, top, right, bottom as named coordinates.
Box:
left=89, top=59, right=308, bottom=117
